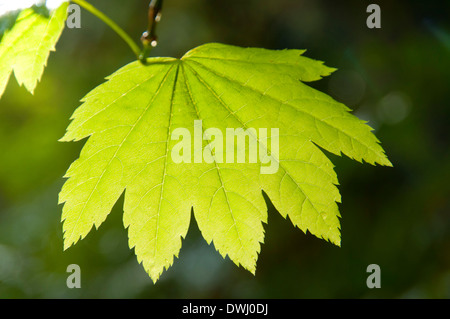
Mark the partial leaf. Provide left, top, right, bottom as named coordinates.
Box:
left=0, top=2, right=68, bottom=98
left=60, top=43, right=391, bottom=282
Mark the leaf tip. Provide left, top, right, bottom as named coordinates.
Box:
left=58, top=132, right=73, bottom=142
left=62, top=238, right=73, bottom=251
left=334, top=237, right=342, bottom=247
left=381, top=156, right=394, bottom=167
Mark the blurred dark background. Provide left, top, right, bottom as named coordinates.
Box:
left=0, top=0, right=449, bottom=298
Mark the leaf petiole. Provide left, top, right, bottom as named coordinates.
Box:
left=70, top=0, right=142, bottom=60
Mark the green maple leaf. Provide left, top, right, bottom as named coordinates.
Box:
left=59, top=43, right=391, bottom=282
left=0, top=2, right=68, bottom=98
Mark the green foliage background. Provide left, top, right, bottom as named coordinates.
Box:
left=0, top=0, right=449, bottom=298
